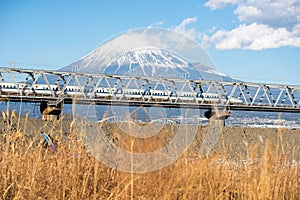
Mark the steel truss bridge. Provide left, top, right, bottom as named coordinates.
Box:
left=0, top=67, right=300, bottom=119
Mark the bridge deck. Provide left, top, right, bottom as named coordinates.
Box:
left=0, top=67, right=300, bottom=113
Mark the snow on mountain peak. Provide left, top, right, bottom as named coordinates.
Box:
left=113, top=48, right=189, bottom=69
left=61, top=28, right=232, bottom=81
left=103, top=47, right=200, bottom=78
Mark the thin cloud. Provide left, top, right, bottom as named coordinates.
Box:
left=174, top=17, right=198, bottom=31
left=204, top=0, right=239, bottom=10
left=147, top=21, right=165, bottom=28
left=173, top=17, right=202, bottom=41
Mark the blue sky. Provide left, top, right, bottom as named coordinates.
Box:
left=1, top=0, right=299, bottom=84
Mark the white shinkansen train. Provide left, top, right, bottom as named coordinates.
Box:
left=0, top=81, right=243, bottom=104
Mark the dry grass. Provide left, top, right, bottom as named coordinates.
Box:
left=0, top=113, right=299, bottom=199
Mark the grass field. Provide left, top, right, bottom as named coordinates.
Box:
left=0, top=113, right=299, bottom=199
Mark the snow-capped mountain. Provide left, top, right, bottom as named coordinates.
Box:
left=61, top=28, right=233, bottom=81
left=102, top=47, right=204, bottom=79
left=62, top=47, right=232, bottom=81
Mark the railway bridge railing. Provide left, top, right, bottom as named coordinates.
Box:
left=1, top=67, right=300, bottom=120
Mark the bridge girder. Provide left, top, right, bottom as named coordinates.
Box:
left=0, top=67, right=299, bottom=114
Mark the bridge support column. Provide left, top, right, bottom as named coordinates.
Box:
left=40, top=101, right=62, bottom=121
left=204, top=108, right=230, bottom=126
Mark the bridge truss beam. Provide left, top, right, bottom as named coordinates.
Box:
left=0, top=67, right=300, bottom=113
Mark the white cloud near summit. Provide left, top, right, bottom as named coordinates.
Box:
left=173, top=17, right=202, bottom=41
left=202, top=0, right=300, bottom=50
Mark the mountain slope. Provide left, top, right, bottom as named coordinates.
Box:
left=60, top=28, right=233, bottom=81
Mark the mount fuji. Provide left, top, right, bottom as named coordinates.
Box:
left=60, top=28, right=233, bottom=81
left=61, top=47, right=233, bottom=82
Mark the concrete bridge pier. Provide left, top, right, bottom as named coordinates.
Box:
left=204, top=108, right=231, bottom=126
left=40, top=101, right=62, bottom=121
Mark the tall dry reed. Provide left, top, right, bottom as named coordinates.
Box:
left=0, top=113, right=299, bottom=199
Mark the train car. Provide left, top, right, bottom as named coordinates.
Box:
left=200, top=93, right=224, bottom=103
left=181, top=92, right=197, bottom=101
left=95, top=87, right=117, bottom=98
left=123, top=88, right=143, bottom=99
left=34, top=84, right=59, bottom=95
left=0, top=82, right=35, bottom=95
left=227, top=97, right=243, bottom=104
left=0, top=82, right=20, bottom=94
left=197, top=92, right=243, bottom=104
left=65, top=85, right=85, bottom=97
left=0, top=81, right=244, bottom=105
left=149, top=89, right=169, bottom=100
